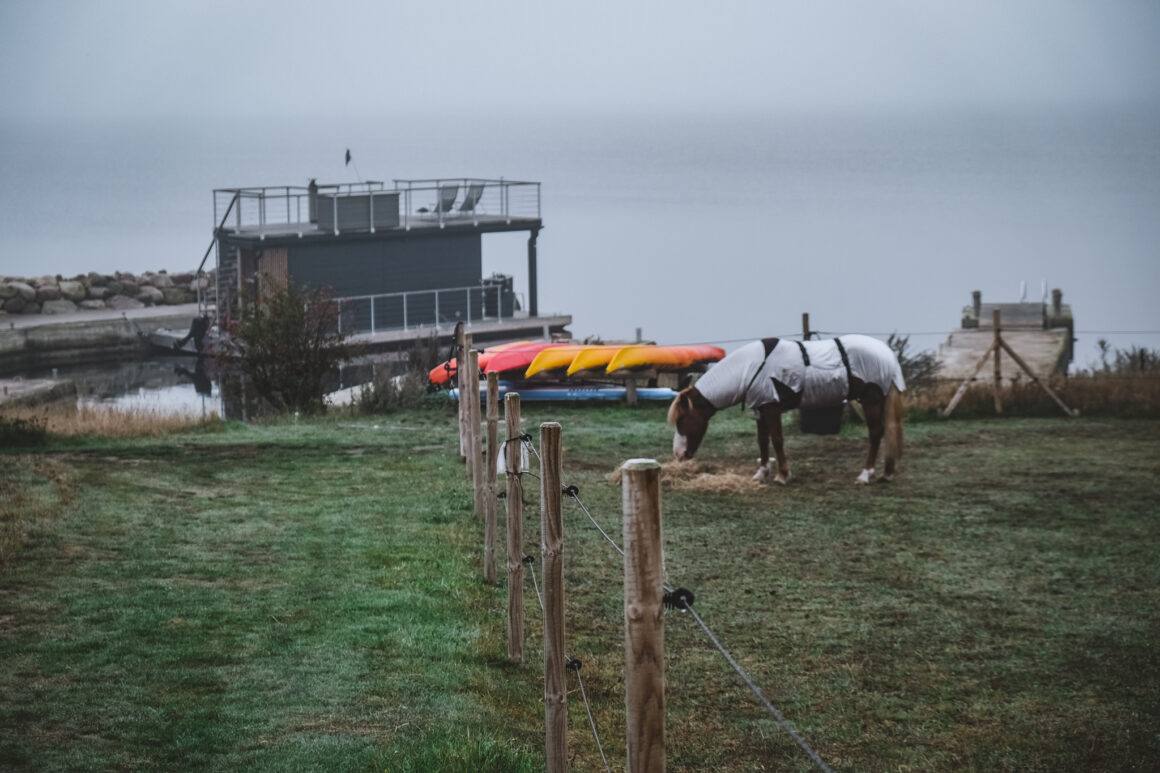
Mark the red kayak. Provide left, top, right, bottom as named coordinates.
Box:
left=428, top=340, right=535, bottom=386
left=482, top=342, right=569, bottom=376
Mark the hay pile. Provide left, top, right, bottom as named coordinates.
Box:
left=607, top=459, right=759, bottom=493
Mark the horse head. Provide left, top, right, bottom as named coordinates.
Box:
left=668, top=387, right=717, bottom=460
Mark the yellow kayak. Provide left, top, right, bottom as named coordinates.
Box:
left=525, top=344, right=588, bottom=377
left=566, top=346, right=626, bottom=376
left=605, top=344, right=726, bottom=373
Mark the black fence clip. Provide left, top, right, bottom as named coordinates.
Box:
left=522, top=554, right=535, bottom=567
left=663, top=587, right=696, bottom=612
left=562, top=484, right=580, bottom=498
left=566, top=657, right=582, bottom=672
left=496, top=491, right=506, bottom=500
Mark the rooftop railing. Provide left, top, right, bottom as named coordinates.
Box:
left=213, top=178, right=540, bottom=238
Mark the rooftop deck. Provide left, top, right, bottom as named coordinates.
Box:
left=214, top=178, right=541, bottom=241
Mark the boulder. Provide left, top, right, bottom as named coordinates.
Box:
left=119, top=281, right=139, bottom=296
left=36, top=284, right=62, bottom=302
left=190, top=276, right=211, bottom=291
left=106, top=294, right=144, bottom=311
left=147, top=272, right=174, bottom=289
left=41, top=299, right=79, bottom=315
left=162, top=288, right=189, bottom=305
left=170, top=272, right=194, bottom=286
left=87, top=272, right=109, bottom=287
left=105, top=280, right=124, bottom=296
left=3, top=296, right=26, bottom=313
left=58, top=280, right=87, bottom=301
left=9, top=281, right=36, bottom=301
left=87, top=286, right=110, bottom=300
left=0, top=283, right=18, bottom=299
left=137, top=286, right=164, bottom=305
left=79, top=299, right=108, bottom=311
left=22, top=301, right=42, bottom=314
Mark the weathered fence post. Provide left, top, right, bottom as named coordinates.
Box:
left=456, top=325, right=467, bottom=459
left=540, top=422, right=567, bottom=772
left=802, top=311, right=811, bottom=341
left=622, top=458, right=665, bottom=773
left=992, top=309, right=1003, bottom=414
left=505, top=392, right=524, bottom=664
left=469, top=350, right=484, bottom=520
left=484, top=372, right=499, bottom=584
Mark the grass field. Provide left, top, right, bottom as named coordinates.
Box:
left=2, top=404, right=1158, bottom=771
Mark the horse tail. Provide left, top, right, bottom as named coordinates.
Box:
left=884, top=384, right=904, bottom=465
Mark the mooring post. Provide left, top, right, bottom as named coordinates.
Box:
left=992, top=309, right=1003, bottom=414
left=484, top=372, right=499, bottom=584
left=468, top=349, right=483, bottom=519
left=622, top=458, right=665, bottom=773
left=505, top=392, right=525, bottom=664
left=802, top=312, right=810, bottom=340
left=540, top=422, right=567, bottom=772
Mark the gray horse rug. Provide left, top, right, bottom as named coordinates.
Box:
left=695, top=334, right=906, bottom=412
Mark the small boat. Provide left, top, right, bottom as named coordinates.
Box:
left=483, top=342, right=568, bottom=376
left=147, top=315, right=217, bottom=356
left=605, top=344, right=725, bottom=372
left=450, top=383, right=677, bottom=402
left=428, top=340, right=536, bottom=386
left=566, top=345, right=625, bottom=376
left=524, top=344, right=588, bottom=378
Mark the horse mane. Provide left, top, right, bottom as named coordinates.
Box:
left=667, top=389, right=687, bottom=426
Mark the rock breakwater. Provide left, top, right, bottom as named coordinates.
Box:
left=0, top=270, right=215, bottom=317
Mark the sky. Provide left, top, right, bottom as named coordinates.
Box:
left=2, top=0, right=1159, bottom=121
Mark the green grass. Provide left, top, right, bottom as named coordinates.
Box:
left=2, top=404, right=1158, bottom=771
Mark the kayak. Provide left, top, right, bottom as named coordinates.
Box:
left=483, top=342, right=569, bottom=375
left=524, top=344, right=588, bottom=378
left=606, top=344, right=726, bottom=372
left=450, top=384, right=678, bottom=402
left=565, top=346, right=625, bottom=376
left=428, top=340, right=535, bottom=385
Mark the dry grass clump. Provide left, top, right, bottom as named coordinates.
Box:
left=2, top=403, right=221, bottom=438
left=905, top=371, right=1160, bottom=419
left=608, top=459, right=758, bottom=493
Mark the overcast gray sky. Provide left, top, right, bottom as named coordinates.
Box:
left=3, top=0, right=1159, bottom=120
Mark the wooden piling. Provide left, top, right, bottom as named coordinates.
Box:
left=622, top=458, right=665, bottom=773
left=992, top=310, right=1003, bottom=414
left=468, top=350, right=483, bottom=519
left=540, top=422, right=567, bottom=772
left=802, top=312, right=810, bottom=341
left=484, top=373, right=499, bottom=584
left=505, top=392, right=524, bottom=664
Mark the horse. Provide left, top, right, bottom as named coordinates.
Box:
left=668, top=335, right=906, bottom=485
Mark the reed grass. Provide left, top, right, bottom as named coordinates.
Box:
left=1, top=403, right=223, bottom=438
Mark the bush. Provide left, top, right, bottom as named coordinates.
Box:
left=217, top=279, right=354, bottom=415
left=355, top=335, right=448, bottom=414
left=0, top=414, right=47, bottom=446
left=887, top=332, right=941, bottom=391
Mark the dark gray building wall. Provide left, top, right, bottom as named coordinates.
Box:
left=286, top=232, right=481, bottom=296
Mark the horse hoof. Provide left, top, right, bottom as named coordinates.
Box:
left=853, top=478, right=869, bottom=486
left=772, top=475, right=788, bottom=486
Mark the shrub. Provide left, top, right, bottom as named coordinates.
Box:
left=887, top=332, right=941, bottom=391
left=0, top=414, right=47, bottom=446
left=217, top=279, right=354, bottom=415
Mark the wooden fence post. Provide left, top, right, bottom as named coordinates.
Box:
left=484, top=373, right=499, bottom=584
left=802, top=312, right=810, bottom=340
left=468, top=350, right=484, bottom=520
left=622, top=458, right=665, bottom=773
left=540, top=422, right=567, bottom=772
left=992, top=309, right=1003, bottom=414
left=505, top=392, right=524, bottom=664
left=456, top=325, right=467, bottom=459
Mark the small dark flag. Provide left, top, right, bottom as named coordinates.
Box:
left=345, top=149, right=351, bottom=166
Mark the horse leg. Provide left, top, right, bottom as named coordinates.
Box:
left=753, top=412, right=772, bottom=482
left=755, top=404, right=789, bottom=485
left=858, top=389, right=885, bottom=485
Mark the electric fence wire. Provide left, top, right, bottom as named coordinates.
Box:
left=563, top=487, right=831, bottom=772
left=525, top=433, right=831, bottom=771
left=524, top=557, right=612, bottom=773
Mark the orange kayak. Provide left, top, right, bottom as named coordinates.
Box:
left=605, top=344, right=726, bottom=373
left=524, top=344, right=588, bottom=378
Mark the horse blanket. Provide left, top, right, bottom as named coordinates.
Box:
left=695, top=334, right=906, bottom=412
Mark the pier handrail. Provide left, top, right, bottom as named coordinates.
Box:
left=196, top=191, right=240, bottom=313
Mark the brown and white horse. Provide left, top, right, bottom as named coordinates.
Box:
left=668, top=335, right=906, bottom=485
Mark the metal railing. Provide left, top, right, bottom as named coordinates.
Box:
left=334, top=284, right=525, bottom=336
left=213, top=178, right=540, bottom=239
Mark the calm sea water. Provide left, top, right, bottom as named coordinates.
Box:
left=2, top=105, right=1158, bottom=406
